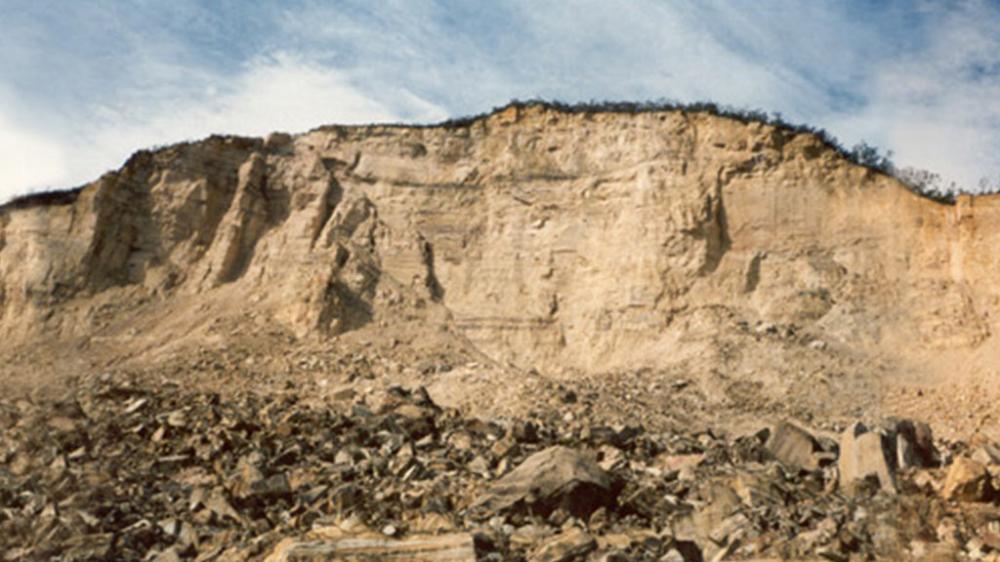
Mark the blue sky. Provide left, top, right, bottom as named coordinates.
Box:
left=1, top=0, right=999, bottom=200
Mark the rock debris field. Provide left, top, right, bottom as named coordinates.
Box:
left=4, top=371, right=1000, bottom=561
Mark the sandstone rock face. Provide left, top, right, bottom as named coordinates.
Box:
left=2, top=104, right=999, bottom=397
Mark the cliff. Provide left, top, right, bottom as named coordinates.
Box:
left=2, top=104, right=998, bottom=424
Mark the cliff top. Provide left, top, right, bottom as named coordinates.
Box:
left=0, top=100, right=961, bottom=213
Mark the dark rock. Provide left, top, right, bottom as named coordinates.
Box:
left=665, top=541, right=704, bottom=562
left=882, top=418, right=938, bottom=469
left=766, top=421, right=822, bottom=472
left=473, top=446, right=616, bottom=518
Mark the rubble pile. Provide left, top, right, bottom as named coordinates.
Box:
left=2, top=373, right=1000, bottom=561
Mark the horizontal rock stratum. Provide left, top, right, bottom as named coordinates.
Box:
left=1, top=103, right=998, bottom=421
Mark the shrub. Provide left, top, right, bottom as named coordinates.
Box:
left=849, top=141, right=894, bottom=174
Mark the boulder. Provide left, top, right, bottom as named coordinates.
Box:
left=473, top=446, right=616, bottom=518
left=970, top=443, right=1000, bottom=466
left=881, top=418, right=938, bottom=469
left=529, top=528, right=596, bottom=562
left=766, top=422, right=823, bottom=472
left=264, top=533, right=477, bottom=562
left=838, top=422, right=897, bottom=494
left=941, top=456, right=993, bottom=502
left=673, top=479, right=743, bottom=561
left=836, top=418, right=935, bottom=495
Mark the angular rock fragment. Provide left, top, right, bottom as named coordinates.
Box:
left=881, top=418, right=938, bottom=469
left=654, top=453, right=705, bottom=475
left=474, top=446, right=615, bottom=518
left=387, top=404, right=438, bottom=439
left=970, top=442, right=1000, bottom=466
left=766, top=421, right=823, bottom=472
left=264, top=533, right=477, bottom=562
left=151, top=547, right=182, bottom=562
left=838, top=422, right=897, bottom=494
left=596, top=445, right=627, bottom=472
left=838, top=418, right=939, bottom=496
left=659, top=543, right=702, bottom=562
left=941, top=456, right=993, bottom=502
left=203, top=488, right=243, bottom=523
left=529, top=528, right=596, bottom=562
left=124, top=397, right=148, bottom=414
left=708, top=512, right=749, bottom=546
left=510, top=524, right=555, bottom=549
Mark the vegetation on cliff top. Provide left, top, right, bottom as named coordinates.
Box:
left=448, top=99, right=994, bottom=205
left=3, top=100, right=995, bottom=211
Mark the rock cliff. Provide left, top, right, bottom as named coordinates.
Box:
left=2, top=103, right=998, bottom=423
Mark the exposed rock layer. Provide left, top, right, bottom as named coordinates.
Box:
left=2, top=104, right=998, bottom=387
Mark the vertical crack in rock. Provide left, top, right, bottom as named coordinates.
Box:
left=695, top=168, right=732, bottom=276
left=85, top=151, right=158, bottom=291
left=213, top=153, right=271, bottom=285
left=309, top=176, right=343, bottom=250
left=420, top=237, right=444, bottom=302
left=744, top=252, right=764, bottom=293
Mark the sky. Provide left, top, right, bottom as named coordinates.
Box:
left=1, top=0, right=999, bottom=201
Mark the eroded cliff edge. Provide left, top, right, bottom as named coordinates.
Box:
left=1, top=104, right=998, bottom=408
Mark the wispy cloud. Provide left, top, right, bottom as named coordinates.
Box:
left=0, top=0, right=998, bottom=200
left=85, top=52, right=445, bottom=166
left=0, top=89, right=68, bottom=192
left=825, top=0, right=1000, bottom=188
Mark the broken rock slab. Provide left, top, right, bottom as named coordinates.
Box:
left=473, top=446, right=616, bottom=518
left=838, top=422, right=898, bottom=495
left=529, top=528, right=596, bottom=562
left=264, top=533, right=477, bottom=562
left=880, top=418, right=938, bottom=470
left=941, top=456, right=993, bottom=502
left=766, top=422, right=825, bottom=472
left=838, top=418, right=939, bottom=496
left=970, top=442, right=1000, bottom=466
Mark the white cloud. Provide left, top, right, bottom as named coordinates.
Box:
left=1, top=1, right=998, bottom=199
left=88, top=54, right=406, bottom=155
left=822, top=1, right=1000, bottom=189
left=0, top=54, right=448, bottom=202
left=0, top=112, right=68, bottom=197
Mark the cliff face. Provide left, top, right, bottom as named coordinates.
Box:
left=1, top=105, right=998, bottom=383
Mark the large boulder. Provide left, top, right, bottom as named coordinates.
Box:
left=838, top=419, right=938, bottom=495
left=941, top=457, right=993, bottom=502
left=264, top=533, right=477, bottom=562
left=881, top=418, right=938, bottom=470
left=838, top=422, right=898, bottom=494
left=473, top=446, right=616, bottom=518
left=766, top=421, right=826, bottom=472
